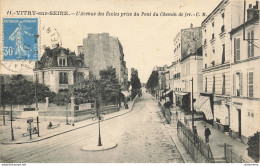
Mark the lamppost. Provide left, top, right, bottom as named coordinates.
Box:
left=191, top=77, right=195, bottom=130
left=95, top=99, right=102, bottom=146
left=10, top=105, right=14, bottom=141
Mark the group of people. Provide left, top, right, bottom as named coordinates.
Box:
left=193, top=125, right=211, bottom=143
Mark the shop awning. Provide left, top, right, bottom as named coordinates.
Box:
left=175, top=92, right=189, bottom=96
left=121, top=91, right=130, bottom=98
left=162, top=89, right=169, bottom=94
left=165, top=89, right=173, bottom=95
left=194, top=96, right=213, bottom=120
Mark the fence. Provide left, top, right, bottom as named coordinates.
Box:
left=224, top=143, right=253, bottom=163
left=177, top=120, right=215, bottom=163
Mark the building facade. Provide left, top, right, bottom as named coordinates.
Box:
left=82, top=33, right=128, bottom=90
left=33, top=46, right=89, bottom=93
left=170, top=24, right=202, bottom=112
left=229, top=6, right=259, bottom=143
left=200, top=0, right=246, bottom=130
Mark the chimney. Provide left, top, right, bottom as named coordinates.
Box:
left=253, top=1, right=259, bottom=18
left=190, top=23, right=193, bottom=28
left=247, top=4, right=254, bottom=21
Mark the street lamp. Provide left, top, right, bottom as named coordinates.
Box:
left=190, top=77, right=195, bottom=130
left=96, top=99, right=102, bottom=146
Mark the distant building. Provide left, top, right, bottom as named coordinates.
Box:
left=229, top=5, right=259, bottom=143
left=33, top=46, right=89, bottom=93
left=153, top=65, right=167, bottom=100
left=82, top=33, right=128, bottom=90
left=170, top=24, right=202, bottom=112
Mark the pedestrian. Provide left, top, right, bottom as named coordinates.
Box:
left=204, top=126, right=211, bottom=143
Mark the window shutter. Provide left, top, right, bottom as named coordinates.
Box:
left=248, top=32, right=251, bottom=58
left=239, top=73, right=243, bottom=96
left=237, top=38, right=240, bottom=60
left=249, top=72, right=253, bottom=97
left=233, top=74, right=236, bottom=96
left=234, top=39, right=237, bottom=62
left=251, top=30, right=254, bottom=57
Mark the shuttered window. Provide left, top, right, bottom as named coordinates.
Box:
left=248, top=72, right=253, bottom=97
left=239, top=73, right=243, bottom=96
left=248, top=30, right=255, bottom=58
left=234, top=38, right=240, bottom=62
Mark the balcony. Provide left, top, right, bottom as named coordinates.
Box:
left=203, top=39, right=207, bottom=47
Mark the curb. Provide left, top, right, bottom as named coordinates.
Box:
left=1, top=96, right=140, bottom=145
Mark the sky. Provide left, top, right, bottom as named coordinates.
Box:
left=0, top=0, right=222, bottom=83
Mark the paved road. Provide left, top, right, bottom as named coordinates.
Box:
left=0, top=92, right=184, bottom=163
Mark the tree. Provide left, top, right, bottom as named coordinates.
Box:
left=146, top=70, right=159, bottom=94
left=99, top=67, right=120, bottom=104
left=247, top=132, right=259, bottom=162
left=130, top=68, right=141, bottom=98
left=77, top=66, right=120, bottom=105
left=0, top=75, right=55, bottom=106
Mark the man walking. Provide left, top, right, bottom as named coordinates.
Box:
left=204, top=126, right=211, bottom=143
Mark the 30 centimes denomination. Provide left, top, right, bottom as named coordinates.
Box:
left=3, top=18, right=39, bottom=61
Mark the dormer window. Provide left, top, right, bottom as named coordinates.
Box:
left=58, top=57, right=67, bottom=66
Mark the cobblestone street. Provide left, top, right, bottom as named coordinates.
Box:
left=0, top=92, right=184, bottom=163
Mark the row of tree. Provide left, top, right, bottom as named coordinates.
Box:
left=145, top=70, right=158, bottom=94
left=130, top=68, right=142, bottom=99
left=0, top=67, right=120, bottom=107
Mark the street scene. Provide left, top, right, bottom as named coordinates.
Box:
left=0, top=0, right=259, bottom=164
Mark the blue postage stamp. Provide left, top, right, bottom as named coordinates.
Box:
left=3, top=18, right=38, bottom=61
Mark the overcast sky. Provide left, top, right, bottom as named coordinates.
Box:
left=1, top=0, right=222, bottom=83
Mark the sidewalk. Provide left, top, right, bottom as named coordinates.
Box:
left=0, top=97, right=139, bottom=145
left=173, top=105, right=254, bottom=162
left=186, top=120, right=254, bottom=162
left=151, top=94, right=254, bottom=163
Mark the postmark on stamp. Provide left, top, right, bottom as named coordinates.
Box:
left=3, top=18, right=39, bottom=61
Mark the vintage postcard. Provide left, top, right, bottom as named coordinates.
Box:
left=0, top=0, right=259, bottom=164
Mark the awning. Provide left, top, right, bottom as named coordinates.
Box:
left=162, top=89, right=169, bottom=94
left=121, top=91, right=130, bottom=98
left=175, top=92, right=189, bottom=96
left=165, top=89, right=173, bottom=95
left=194, top=96, right=213, bottom=120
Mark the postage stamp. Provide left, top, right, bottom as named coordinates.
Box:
left=3, top=18, right=39, bottom=61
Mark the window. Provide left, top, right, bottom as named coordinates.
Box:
left=212, top=22, right=214, bottom=27
left=205, top=77, right=207, bottom=92
left=222, top=75, right=225, bottom=95
left=58, top=57, right=67, bottom=66
left=234, top=38, right=240, bottom=62
left=212, top=33, right=215, bottom=40
left=248, top=71, right=253, bottom=97
left=233, top=72, right=243, bottom=96
left=248, top=30, right=254, bottom=58
left=212, top=76, right=215, bottom=93
left=205, top=64, right=207, bottom=69
left=59, top=72, right=68, bottom=84
left=205, top=53, right=207, bottom=57
left=222, top=44, right=225, bottom=64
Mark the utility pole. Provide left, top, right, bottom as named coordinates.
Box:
left=35, top=81, right=38, bottom=111
left=37, top=116, right=40, bottom=137
left=191, top=77, right=194, bottom=130
left=96, top=99, right=102, bottom=146
left=10, top=105, right=14, bottom=141
left=3, top=105, right=6, bottom=125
